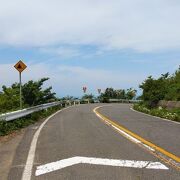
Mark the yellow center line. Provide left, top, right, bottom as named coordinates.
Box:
left=94, top=107, right=180, bottom=163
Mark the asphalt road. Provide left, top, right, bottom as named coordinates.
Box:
left=7, top=104, right=180, bottom=180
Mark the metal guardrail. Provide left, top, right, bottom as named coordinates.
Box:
left=0, top=101, right=62, bottom=122
left=0, top=98, right=140, bottom=121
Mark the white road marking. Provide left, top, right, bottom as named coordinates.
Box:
left=112, top=125, right=141, bottom=144
left=111, top=125, right=155, bottom=152
left=93, top=107, right=156, bottom=153
left=21, top=106, right=74, bottom=180
left=31, top=126, right=39, bottom=130
left=36, top=156, right=168, bottom=176
left=142, top=144, right=155, bottom=152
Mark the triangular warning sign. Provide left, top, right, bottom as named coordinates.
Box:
left=14, top=60, right=27, bottom=73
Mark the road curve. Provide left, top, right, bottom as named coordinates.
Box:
left=97, top=104, right=180, bottom=158
left=7, top=104, right=180, bottom=180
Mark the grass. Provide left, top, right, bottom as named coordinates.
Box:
left=0, top=106, right=62, bottom=136
left=133, top=104, right=180, bottom=122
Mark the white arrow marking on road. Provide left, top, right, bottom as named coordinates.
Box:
left=36, top=156, right=168, bottom=176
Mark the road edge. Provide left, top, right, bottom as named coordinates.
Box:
left=93, top=105, right=180, bottom=171
left=130, top=107, right=180, bottom=125
left=21, top=105, right=75, bottom=180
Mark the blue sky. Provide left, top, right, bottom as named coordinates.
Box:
left=0, top=0, right=180, bottom=97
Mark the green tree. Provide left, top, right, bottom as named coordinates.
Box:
left=115, top=89, right=126, bottom=99
left=0, top=77, right=56, bottom=113
left=61, top=96, right=75, bottom=101
left=22, top=78, right=56, bottom=106
left=98, top=87, right=137, bottom=102
left=126, top=88, right=137, bottom=100
left=0, top=84, right=20, bottom=113
left=165, top=68, right=180, bottom=101
left=81, top=94, right=94, bottom=102
left=139, top=76, right=167, bottom=108
left=139, top=69, right=180, bottom=108
left=104, top=88, right=116, bottom=98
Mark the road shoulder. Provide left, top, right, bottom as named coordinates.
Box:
left=0, top=130, right=25, bottom=180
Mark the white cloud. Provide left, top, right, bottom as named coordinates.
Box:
left=0, top=0, right=180, bottom=52
left=0, top=63, right=146, bottom=96
left=39, top=46, right=81, bottom=58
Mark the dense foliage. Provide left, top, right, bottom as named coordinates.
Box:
left=98, top=88, right=137, bottom=102
left=139, top=68, right=180, bottom=108
left=133, top=104, right=180, bottom=122
left=22, top=78, right=56, bottom=106
left=0, top=106, right=61, bottom=136
left=134, top=68, right=180, bottom=122
left=81, top=94, right=95, bottom=103
left=0, top=78, right=56, bottom=113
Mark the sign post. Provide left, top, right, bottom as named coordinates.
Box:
left=14, top=60, right=27, bottom=109
left=19, top=72, right=22, bottom=109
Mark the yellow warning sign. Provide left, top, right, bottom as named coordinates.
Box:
left=14, top=60, right=27, bottom=73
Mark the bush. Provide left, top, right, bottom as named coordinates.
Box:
left=0, top=106, right=61, bottom=136
left=0, top=78, right=56, bottom=114
left=139, top=68, right=180, bottom=108
left=133, top=104, right=180, bottom=122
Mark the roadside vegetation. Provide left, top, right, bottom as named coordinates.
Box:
left=0, top=78, right=56, bottom=114
left=134, top=68, right=180, bottom=122
left=81, top=94, right=95, bottom=103
left=0, top=78, right=60, bottom=136
left=0, top=106, right=61, bottom=136
left=133, top=104, right=180, bottom=122
left=98, top=88, right=137, bottom=103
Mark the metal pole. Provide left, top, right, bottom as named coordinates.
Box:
left=19, top=72, right=22, bottom=109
